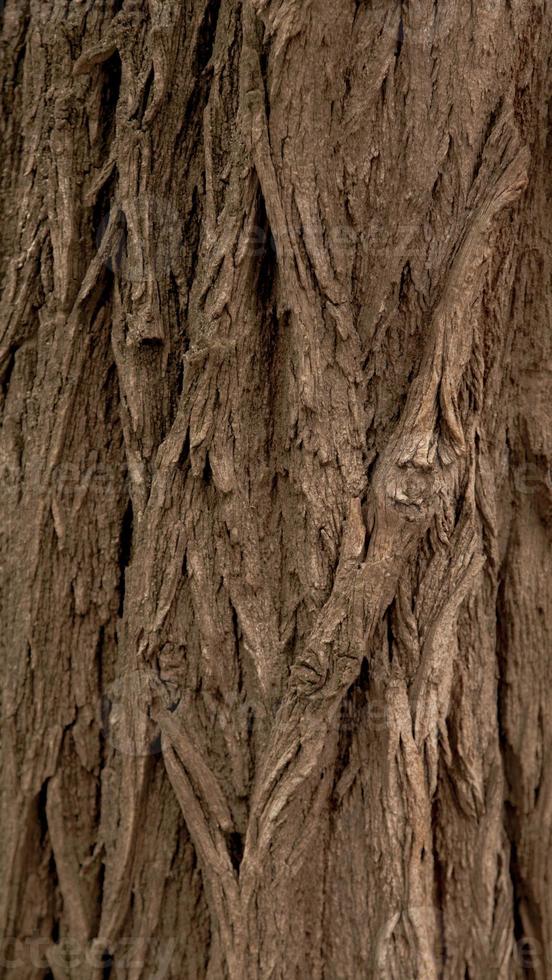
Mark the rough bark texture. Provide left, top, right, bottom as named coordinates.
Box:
left=1, top=1, right=551, bottom=978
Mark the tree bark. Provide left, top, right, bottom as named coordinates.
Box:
left=1, top=1, right=551, bottom=978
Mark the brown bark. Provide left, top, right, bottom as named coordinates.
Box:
left=1, top=1, right=551, bottom=977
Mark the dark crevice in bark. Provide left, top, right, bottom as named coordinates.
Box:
left=507, top=830, right=537, bottom=979
left=92, top=169, right=118, bottom=253
left=111, top=210, right=127, bottom=277
left=332, top=659, right=370, bottom=805
left=173, top=0, right=221, bottom=168
left=37, top=780, right=49, bottom=848
left=169, top=270, right=185, bottom=341
left=431, top=793, right=446, bottom=970
left=256, top=192, right=279, bottom=447
left=496, top=566, right=516, bottom=784
left=178, top=430, right=191, bottom=472
left=472, top=100, right=503, bottom=186
left=97, top=52, right=122, bottom=155
left=246, top=704, right=255, bottom=745
left=198, top=0, right=222, bottom=72
left=183, top=186, right=202, bottom=320
left=132, top=65, right=154, bottom=126
left=175, top=355, right=185, bottom=405
left=139, top=336, right=164, bottom=350
left=396, top=16, right=404, bottom=58
left=117, top=498, right=133, bottom=616
left=260, top=39, right=271, bottom=122
left=175, top=91, right=208, bottom=182
left=496, top=566, right=539, bottom=978
left=225, top=831, right=244, bottom=874
left=203, top=452, right=213, bottom=485
left=97, top=857, right=107, bottom=939
left=88, top=272, right=114, bottom=337
left=101, top=949, right=113, bottom=979
left=386, top=606, right=394, bottom=663
left=230, top=601, right=243, bottom=695
left=398, top=261, right=411, bottom=304
left=357, top=655, right=370, bottom=693
left=256, top=192, right=277, bottom=306
left=332, top=716, right=352, bottom=806
left=12, top=34, right=27, bottom=90
left=0, top=344, right=16, bottom=397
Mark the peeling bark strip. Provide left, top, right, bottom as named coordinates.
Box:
left=1, top=1, right=551, bottom=978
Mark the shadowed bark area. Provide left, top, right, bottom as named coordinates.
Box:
left=1, top=1, right=551, bottom=978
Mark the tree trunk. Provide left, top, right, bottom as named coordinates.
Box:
left=1, top=1, right=551, bottom=977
